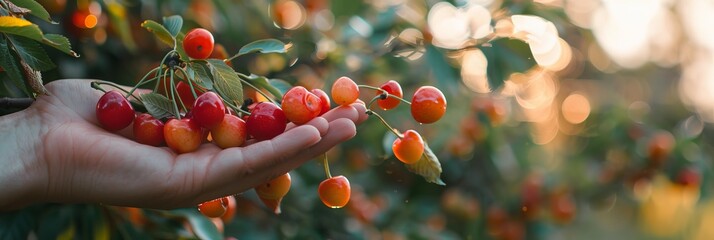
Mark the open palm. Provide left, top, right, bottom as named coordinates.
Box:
left=0, top=79, right=367, bottom=210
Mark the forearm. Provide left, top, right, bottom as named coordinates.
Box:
left=0, top=109, right=44, bottom=210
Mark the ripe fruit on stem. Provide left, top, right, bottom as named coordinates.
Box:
left=376, top=80, right=403, bottom=110
left=246, top=102, right=287, bottom=141
left=210, top=114, right=247, bottom=148
left=198, top=197, right=229, bottom=218
left=133, top=113, right=165, bottom=146
left=311, top=89, right=330, bottom=116
left=411, top=86, right=447, bottom=124
left=183, top=28, right=215, bottom=60
left=318, top=175, right=351, bottom=208
left=283, top=86, right=322, bottom=124
left=255, top=173, right=292, bottom=214
left=392, top=130, right=425, bottom=164
left=192, top=92, right=226, bottom=129
left=96, top=90, right=135, bottom=131
left=331, top=76, right=359, bottom=106
left=176, top=81, right=201, bottom=110
left=164, top=118, right=202, bottom=153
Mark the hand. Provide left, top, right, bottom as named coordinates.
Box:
left=0, top=79, right=368, bottom=210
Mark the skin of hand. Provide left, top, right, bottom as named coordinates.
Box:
left=0, top=79, right=368, bottom=210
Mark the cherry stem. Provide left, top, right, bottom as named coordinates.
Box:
left=127, top=67, right=160, bottom=98
left=176, top=67, right=200, bottom=100
left=216, top=93, right=250, bottom=116
left=91, top=81, right=141, bottom=100
left=167, top=69, right=181, bottom=119
left=357, top=85, right=411, bottom=105
left=171, top=71, right=189, bottom=113
left=236, top=72, right=279, bottom=105
left=322, top=154, right=332, bottom=179
left=365, top=110, right=403, bottom=139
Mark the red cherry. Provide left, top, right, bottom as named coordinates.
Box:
left=164, top=118, right=202, bottom=153
left=246, top=102, right=287, bottom=141
left=198, top=197, right=229, bottom=218
left=191, top=92, right=226, bottom=129
left=311, top=89, right=331, bottom=116
left=377, top=80, right=403, bottom=110
left=255, top=173, right=292, bottom=214
left=331, top=76, right=359, bottom=106
left=283, top=86, right=322, bottom=125
left=411, top=86, right=447, bottom=124
left=677, top=167, right=701, bottom=187
left=133, top=113, right=165, bottom=146
left=392, top=130, right=425, bottom=164
left=220, top=195, right=237, bottom=223
left=318, top=175, right=351, bottom=208
left=210, top=114, right=247, bottom=148
left=183, top=28, right=215, bottom=60
left=96, top=90, right=135, bottom=131
left=176, top=81, right=201, bottom=110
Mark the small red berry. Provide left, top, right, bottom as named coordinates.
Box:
left=96, top=90, right=135, bottom=131
left=377, top=80, right=403, bottom=110
left=183, top=28, right=215, bottom=60
left=392, top=130, right=425, bottom=164
left=411, top=86, right=447, bottom=124
left=246, top=102, right=287, bottom=141
left=331, top=76, right=359, bottom=106
left=176, top=81, right=201, bottom=110
left=283, top=86, right=322, bottom=125
left=210, top=114, right=247, bottom=148
left=255, top=173, right=291, bottom=214
left=311, top=89, right=331, bottom=116
left=318, top=175, right=351, bottom=208
left=198, top=197, right=229, bottom=218
left=164, top=118, right=202, bottom=153
left=192, top=92, right=226, bottom=129
left=133, top=113, right=165, bottom=146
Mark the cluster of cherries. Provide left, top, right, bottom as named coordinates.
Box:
left=93, top=28, right=447, bottom=219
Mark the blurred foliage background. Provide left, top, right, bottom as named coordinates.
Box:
left=3, top=0, right=714, bottom=239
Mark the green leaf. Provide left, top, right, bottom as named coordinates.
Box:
left=42, top=34, right=79, bottom=57
left=207, top=59, right=242, bottom=106
left=169, top=209, right=222, bottom=240
left=246, top=75, right=286, bottom=101
left=9, top=0, right=55, bottom=23
left=405, top=142, right=445, bottom=185
left=0, top=208, right=35, bottom=239
left=141, top=20, right=174, bottom=47
left=8, top=35, right=54, bottom=71
left=231, top=39, right=287, bottom=59
left=162, top=15, right=183, bottom=37
left=0, top=37, right=31, bottom=96
left=140, top=93, right=175, bottom=119
left=0, top=16, right=43, bottom=41
left=188, top=61, right=213, bottom=90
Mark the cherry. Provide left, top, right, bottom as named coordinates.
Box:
left=209, top=43, right=231, bottom=66
left=376, top=80, right=403, bottom=110
left=647, top=131, right=675, bottom=167
left=210, top=114, right=247, bottom=149
left=411, top=86, right=447, bottom=124
left=282, top=86, right=322, bottom=125
left=311, top=89, right=331, bottom=116
left=220, top=195, right=237, bottom=223
left=676, top=167, right=700, bottom=187
left=318, top=175, right=351, bottom=208
left=176, top=81, right=201, bottom=110
left=133, top=113, right=165, bottom=146
left=550, top=191, right=576, bottom=224
left=198, top=197, right=229, bottom=218
left=392, top=130, right=425, bottom=164
left=96, top=90, right=135, bottom=131
left=164, top=118, right=202, bottom=153
left=255, top=172, right=291, bottom=214
left=183, top=28, right=214, bottom=60
left=246, top=102, right=287, bottom=141
left=192, top=92, right=226, bottom=129
left=331, top=76, right=359, bottom=106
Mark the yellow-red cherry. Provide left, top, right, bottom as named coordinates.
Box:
left=331, top=76, right=359, bottom=106
left=96, top=90, right=135, bottom=131
left=183, top=28, right=214, bottom=60
left=392, top=130, right=425, bottom=164
left=198, top=197, right=229, bottom=218
left=164, top=118, right=202, bottom=153
left=318, top=175, right=351, bottom=208
left=210, top=114, right=247, bottom=148
left=411, top=86, right=447, bottom=124
left=311, top=89, right=331, bottom=116
left=283, top=86, right=322, bottom=125
left=133, top=113, right=165, bottom=146
left=377, top=80, right=403, bottom=110
left=255, top=172, right=291, bottom=214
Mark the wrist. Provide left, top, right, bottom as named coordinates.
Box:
left=0, top=108, right=44, bottom=210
